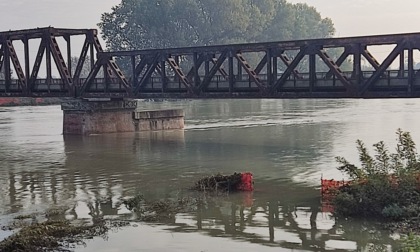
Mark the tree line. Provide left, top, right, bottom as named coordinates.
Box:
left=99, top=0, right=335, bottom=51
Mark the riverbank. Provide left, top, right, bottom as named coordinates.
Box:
left=0, top=97, right=70, bottom=107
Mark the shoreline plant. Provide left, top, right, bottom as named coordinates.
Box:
left=332, top=129, right=420, bottom=251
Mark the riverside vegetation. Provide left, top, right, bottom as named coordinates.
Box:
left=333, top=129, right=420, bottom=251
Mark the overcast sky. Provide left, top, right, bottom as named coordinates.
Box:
left=288, top=0, right=420, bottom=37
left=1, top=0, right=419, bottom=37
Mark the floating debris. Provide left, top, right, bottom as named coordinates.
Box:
left=193, top=172, right=254, bottom=192
left=123, top=195, right=198, bottom=222
left=0, top=218, right=129, bottom=252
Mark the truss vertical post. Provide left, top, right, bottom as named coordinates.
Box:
left=4, top=41, right=10, bottom=91
left=408, top=48, right=413, bottom=94
left=65, top=36, right=71, bottom=77
left=266, top=49, right=272, bottom=86
left=353, top=44, right=362, bottom=91
left=399, top=50, right=405, bottom=77
left=161, top=58, right=167, bottom=93
left=273, top=55, right=278, bottom=84
left=309, top=53, right=316, bottom=93
left=103, top=64, right=109, bottom=93
left=228, top=53, right=234, bottom=93
left=205, top=59, right=210, bottom=75
left=46, top=37, right=52, bottom=89
left=90, top=42, right=94, bottom=69
left=131, top=55, right=136, bottom=87
left=193, top=52, right=200, bottom=88
left=23, top=38, right=30, bottom=81
left=237, top=58, right=242, bottom=81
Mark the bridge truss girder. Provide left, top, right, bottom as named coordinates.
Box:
left=2, top=28, right=420, bottom=99
left=0, top=27, right=129, bottom=97
left=83, top=32, right=420, bottom=99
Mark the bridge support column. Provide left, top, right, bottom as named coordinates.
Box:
left=61, top=100, right=184, bottom=135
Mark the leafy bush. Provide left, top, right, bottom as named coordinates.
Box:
left=333, top=129, right=420, bottom=219
left=399, top=233, right=420, bottom=252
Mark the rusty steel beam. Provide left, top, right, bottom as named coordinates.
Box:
left=198, top=50, right=228, bottom=92
left=325, top=46, right=352, bottom=79
left=48, top=35, right=73, bottom=93
left=317, top=49, right=352, bottom=91
left=272, top=47, right=308, bottom=91
left=2, top=27, right=420, bottom=99
left=361, top=42, right=406, bottom=94
left=362, top=48, right=382, bottom=71
left=278, top=51, right=303, bottom=79
left=102, top=32, right=420, bottom=57
left=235, top=52, right=266, bottom=91
left=0, top=27, right=92, bottom=41
left=29, top=38, right=47, bottom=91
left=5, top=40, right=27, bottom=92
left=167, top=55, right=194, bottom=93
left=134, top=53, right=160, bottom=94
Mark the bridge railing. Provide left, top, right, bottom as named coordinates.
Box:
left=0, top=69, right=417, bottom=95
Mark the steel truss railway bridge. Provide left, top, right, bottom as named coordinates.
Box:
left=1, top=27, right=420, bottom=99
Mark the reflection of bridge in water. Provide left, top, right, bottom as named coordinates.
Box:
left=1, top=27, right=420, bottom=99
left=0, top=131, right=398, bottom=251
left=1, top=169, right=398, bottom=251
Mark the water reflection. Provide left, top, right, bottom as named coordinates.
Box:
left=1, top=99, right=419, bottom=251
left=0, top=167, right=400, bottom=251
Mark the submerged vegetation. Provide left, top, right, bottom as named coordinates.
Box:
left=0, top=219, right=116, bottom=252
left=122, top=195, right=198, bottom=222
left=193, top=173, right=243, bottom=192
left=0, top=208, right=129, bottom=252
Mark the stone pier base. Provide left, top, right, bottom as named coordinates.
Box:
left=61, top=100, right=184, bottom=135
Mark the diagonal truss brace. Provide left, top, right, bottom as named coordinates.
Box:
left=278, top=51, right=303, bottom=79
left=317, top=48, right=353, bottom=90
left=272, top=46, right=308, bottom=91
left=362, top=47, right=382, bottom=71
left=5, top=40, right=27, bottom=91
left=48, top=35, right=73, bottom=93
left=29, top=38, right=47, bottom=90
left=134, top=53, right=160, bottom=94
left=235, top=52, right=266, bottom=90
left=325, top=46, right=352, bottom=79
left=166, top=55, right=194, bottom=93
left=198, top=50, right=228, bottom=92
left=361, top=41, right=406, bottom=94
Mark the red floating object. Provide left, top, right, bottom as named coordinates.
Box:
left=237, top=172, right=254, bottom=191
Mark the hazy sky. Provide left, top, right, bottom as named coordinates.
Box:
left=1, top=0, right=419, bottom=37
left=288, top=0, right=420, bottom=36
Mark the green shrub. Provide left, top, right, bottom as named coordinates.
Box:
left=399, top=233, right=420, bottom=252
left=382, top=204, right=404, bottom=220
left=333, top=129, right=420, bottom=220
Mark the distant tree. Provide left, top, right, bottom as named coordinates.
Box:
left=99, top=0, right=335, bottom=51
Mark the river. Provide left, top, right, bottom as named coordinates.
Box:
left=0, top=98, right=419, bottom=251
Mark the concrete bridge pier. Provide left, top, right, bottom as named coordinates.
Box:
left=61, top=100, right=184, bottom=135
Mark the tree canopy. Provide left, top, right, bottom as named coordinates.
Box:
left=99, top=0, right=335, bottom=51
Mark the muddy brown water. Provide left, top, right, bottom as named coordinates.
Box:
left=1, top=99, right=419, bottom=251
